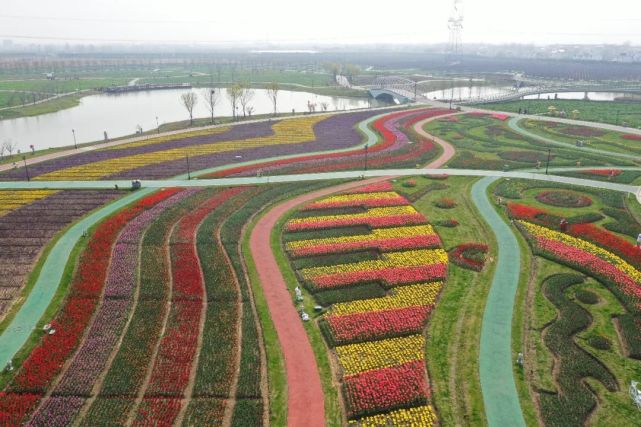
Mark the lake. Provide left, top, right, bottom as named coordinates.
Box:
left=0, top=88, right=378, bottom=151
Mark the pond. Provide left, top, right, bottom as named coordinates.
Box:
left=0, top=88, right=379, bottom=151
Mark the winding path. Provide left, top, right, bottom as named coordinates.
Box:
left=471, top=177, right=526, bottom=427
left=245, top=110, right=458, bottom=426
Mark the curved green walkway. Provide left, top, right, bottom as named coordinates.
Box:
left=509, top=117, right=640, bottom=160
left=471, top=176, right=526, bottom=427
left=0, top=111, right=390, bottom=371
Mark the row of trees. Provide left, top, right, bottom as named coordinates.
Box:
left=180, top=81, right=281, bottom=126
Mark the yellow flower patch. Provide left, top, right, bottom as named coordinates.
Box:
left=330, top=282, right=443, bottom=316
left=336, top=334, right=425, bottom=375
left=0, top=190, right=57, bottom=217
left=301, top=249, right=447, bottom=278
left=100, top=126, right=231, bottom=151
left=36, top=115, right=327, bottom=180
left=347, top=405, right=437, bottom=426
left=287, top=225, right=437, bottom=251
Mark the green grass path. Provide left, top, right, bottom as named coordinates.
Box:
left=471, top=176, right=526, bottom=427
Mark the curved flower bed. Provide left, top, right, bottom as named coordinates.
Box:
left=449, top=243, right=489, bottom=271
left=0, top=190, right=123, bottom=319
left=535, top=190, right=592, bottom=208
left=283, top=184, right=447, bottom=423
left=623, top=134, right=641, bottom=141
left=287, top=225, right=441, bottom=257
left=578, top=169, right=622, bottom=177
left=434, top=198, right=457, bottom=209
left=303, top=192, right=410, bottom=210
left=518, top=221, right=641, bottom=307
left=0, top=189, right=180, bottom=425
left=286, top=206, right=426, bottom=232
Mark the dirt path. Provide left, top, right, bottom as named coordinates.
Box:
left=247, top=112, right=458, bottom=426
left=412, top=112, right=461, bottom=168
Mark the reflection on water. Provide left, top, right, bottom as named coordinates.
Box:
left=522, top=92, right=633, bottom=101
left=424, top=85, right=514, bottom=102
left=0, top=88, right=378, bottom=151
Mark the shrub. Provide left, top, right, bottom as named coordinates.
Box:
left=449, top=243, right=489, bottom=271
left=538, top=274, right=617, bottom=427
left=434, top=198, right=457, bottom=209
left=437, top=219, right=459, bottom=228
left=587, top=335, right=612, bottom=351
left=575, top=289, right=599, bottom=305
left=402, top=179, right=417, bottom=188
left=536, top=190, right=592, bottom=208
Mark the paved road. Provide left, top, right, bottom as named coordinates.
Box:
left=471, top=176, right=526, bottom=427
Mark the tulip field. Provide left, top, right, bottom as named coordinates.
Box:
left=2, top=103, right=641, bottom=427
left=282, top=182, right=447, bottom=425
left=496, top=178, right=641, bottom=426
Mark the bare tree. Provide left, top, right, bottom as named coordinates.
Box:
left=226, top=84, right=243, bottom=120
left=238, top=83, right=255, bottom=118
left=201, top=88, right=220, bottom=124
left=266, top=81, right=280, bottom=116
left=320, top=102, right=329, bottom=112
left=3, top=138, right=17, bottom=158
left=344, top=64, right=361, bottom=84
left=180, top=92, right=198, bottom=126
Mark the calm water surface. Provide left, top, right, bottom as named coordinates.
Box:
left=0, top=88, right=377, bottom=151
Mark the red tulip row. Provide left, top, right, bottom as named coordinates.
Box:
left=137, top=190, right=242, bottom=424
left=623, top=134, right=641, bottom=141
left=310, top=264, right=447, bottom=290
left=568, top=223, right=641, bottom=269
left=289, top=235, right=442, bottom=258
left=0, top=189, right=180, bottom=426
left=304, top=195, right=410, bottom=210
left=449, top=243, right=489, bottom=272
left=133, top=397, right=181, bottom=427
left=578, top=169, right=622, bottom=176
left=286, top=212, right=426, bottom=232
left=507, top=202, right=548, bottom=222
left=326, top=305, right=432, bottom=344
left=534, top=236, right=641, bottom=302
left=343, top=360, right=429, bottom=418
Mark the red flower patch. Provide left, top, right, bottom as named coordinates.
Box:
left=343, top=360, right=429, bottom=418
left=311, top=264, right=447, bottom=289
left=326, top=306, right=432, bottom=344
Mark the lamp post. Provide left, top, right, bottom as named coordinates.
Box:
left=72, top=129, right=77, bottom=149
left=186, top=153, right=191, bottom=180
left=22, top=155, right=30, bottom=181
left=156, top=116, right=160, bottom=134
left=545, top=148, right=551, bottom=175
left=364, top=143, right=369, bottom=172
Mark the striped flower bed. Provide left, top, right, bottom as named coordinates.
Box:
left=284, top=183, right=447, bottom=424
left=287, top=225, right=441, bottom=257
left=518, top=220, right=641, bottom=305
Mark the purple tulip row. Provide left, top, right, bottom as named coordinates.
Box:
left=231, top=109, right=425, bottom=177
left=0, top=190, right=122, bottom=318
left=27, top=190, right=193, bottom=424
left=26, top=396, right=85, bottom=427
left=0, top=110, right=389, bottom=181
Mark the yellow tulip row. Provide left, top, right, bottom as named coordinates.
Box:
left=336, top=334, right=425, bottom=376
left=287, top=225, right=437, bottom=251
left=347, top=405, right=437, bottom=427
left=0, top=190, right=58, bottom=217
left=287, top=206, right=421, bottom=227
left=101, top=126, right=231, bottom=151
left=520, top=221, right=641, bottom=283
left=330, top=282, right=443, bottom=316
left=310, top=191, right=404, bottom=205
left=36, top=115, right=327, bottom=180
left=301, top=249, right=448, bottom=278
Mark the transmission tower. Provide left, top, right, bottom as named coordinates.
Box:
left=447, top=0, right=464, bottom=56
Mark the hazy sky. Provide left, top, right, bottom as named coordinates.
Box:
left=1, top=0, right=640, bottom=45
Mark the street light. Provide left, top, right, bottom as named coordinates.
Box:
left=364, top=143, right=369, bottom=172
left=22, top=155, right=30, bottom=181
left=156, top=116, right=160, bottom=134
left=545, top=148, right=552, bottom=175
left=72, top=129, right=77, bottom=149
left=186, top=153, right=191, bottom=180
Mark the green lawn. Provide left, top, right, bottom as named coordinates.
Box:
left=484, top=99, right=641, bottom=129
